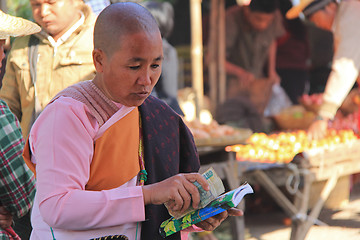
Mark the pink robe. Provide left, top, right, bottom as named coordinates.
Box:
left=27, top=96, right=198, bottom=239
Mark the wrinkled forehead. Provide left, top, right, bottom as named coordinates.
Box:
left=101, top=25, right=161, bottom=53
left=116, top=29, right=163, bottom=54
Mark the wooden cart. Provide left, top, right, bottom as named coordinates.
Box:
left=241, top=140, right=360, bottom=240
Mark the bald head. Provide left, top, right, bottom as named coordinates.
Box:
left=94, top=2, right=160, bottom=56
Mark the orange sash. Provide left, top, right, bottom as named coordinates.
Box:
left=86, top=108, right=140, bottom=190
left=23, top=140, right=35, bottom=176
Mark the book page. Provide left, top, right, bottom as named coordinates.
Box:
left=164, top=167, right=225, bottom=219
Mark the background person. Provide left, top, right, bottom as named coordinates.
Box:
left=225, top=0, right=285, bottom=95
left=0, top=0, right=97, bottom=138
left=219, top=0, right=285, bottom=131
left=0, top=10, right=39, bottom=240
left=141, top=0, right=184, bottom=115
left=24, top=3, right=242, bottom=240
left=287, top=0, right=360, bottom=139
left=276, top=0, right=311, bottom=104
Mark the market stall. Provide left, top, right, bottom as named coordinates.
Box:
left=186, top=1, right=360, bottom=239
left=226, top=129, right=360, bottom=240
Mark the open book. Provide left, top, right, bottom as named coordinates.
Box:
left=159, top=182, right=253, bottom=238
left=165, top=167, right=225, bottom=219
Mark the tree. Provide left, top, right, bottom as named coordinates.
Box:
left=6, top=0, right=32, bottom=20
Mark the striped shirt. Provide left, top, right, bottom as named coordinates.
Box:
left=0, top=99, right=35, bottom=239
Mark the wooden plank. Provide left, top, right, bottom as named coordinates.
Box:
left=218, top=0, right=226, bottom=104
left=208, top=0, right=218, bottom=112
left=190, top=0, right=204, bottom=115
left=306, top=140, right=360, bottom=167
left=194, top=128, right=253, bottom=147
left=311, top=159, right=360, bottom=181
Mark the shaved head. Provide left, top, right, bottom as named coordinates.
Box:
left=94, top=2, right=160, bottom=56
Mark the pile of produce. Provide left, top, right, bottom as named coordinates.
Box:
left=279, top=92, right=360, bottom=132
left=299, top=90, right=360, bottom=115
left=329, top=111, right=359, bottom=133
left=298, top=93, right=323, bottom=113
left=225, top=129, right=358, bottom=164
left=185, top=119, right=238, bottom=139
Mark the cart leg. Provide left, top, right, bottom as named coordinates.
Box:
left=224, top=158, right=245, bottom=240
left=290, top=170, right=313, bottom=240
left=297, top=172, right=339, bottom=240
left=229, top=201, right=245, bottom=240
left=252, top=169, right=299, bottom=217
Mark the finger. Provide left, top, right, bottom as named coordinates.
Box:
left=195, top=219, right=215, bottom=231
left=211, top=210, right=228, bottom=222
left=184, top=173, right=209, bottom=191
left=0, top=221, right=12, bottom=229
left=182, top=179, right=201, bottom=209
left=0, top=219, right=12, bottom=229
left=171, top=190, right=185, bottom=211
left=248, top=74, right=255, bottom=82
left=307, top=132, right=313, bottom=141
left=166, top=200, right=176, bottom=210
left=227, top=208, right=243, bottom=216
left=0, top=214, right=12, bottom=221
left=201, top=211, right=227, bottom=230
left=177, top=185, right=192, bottom=212
left=0, top=207, right=10, bottom=215
left=315, top=131, right=322, bottom=140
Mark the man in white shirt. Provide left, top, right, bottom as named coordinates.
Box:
left=287, top=0, right=360, bottom=139
left=0, top=0, right=97, bottom=138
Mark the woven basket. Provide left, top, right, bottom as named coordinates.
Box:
left=274, top=105, right=315, bottom=130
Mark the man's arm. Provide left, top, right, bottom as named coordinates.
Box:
left=224, top=7, right=255, bottom=85
left=308, top=57, right=359, bottom=139
left=0, top=206, right=13, bottom=230
left=225, top=60, right=255, bottom=84
left=267, top=40, right=280, bottom=83
left=308, top=5, right=360, bottom=139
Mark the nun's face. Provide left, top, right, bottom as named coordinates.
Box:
left=92, top=30, right=163, bottom=107
left=0, top=40, right=5, bottom=72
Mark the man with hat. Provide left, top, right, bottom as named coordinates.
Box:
left=287, top=0, right=360, bottom=139
left=0, top=10, right=40, bottom=240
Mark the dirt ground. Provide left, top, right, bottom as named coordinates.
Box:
left=191, top=181, right=360, bottom=240
left=244, top=182, right=360, bottom=240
